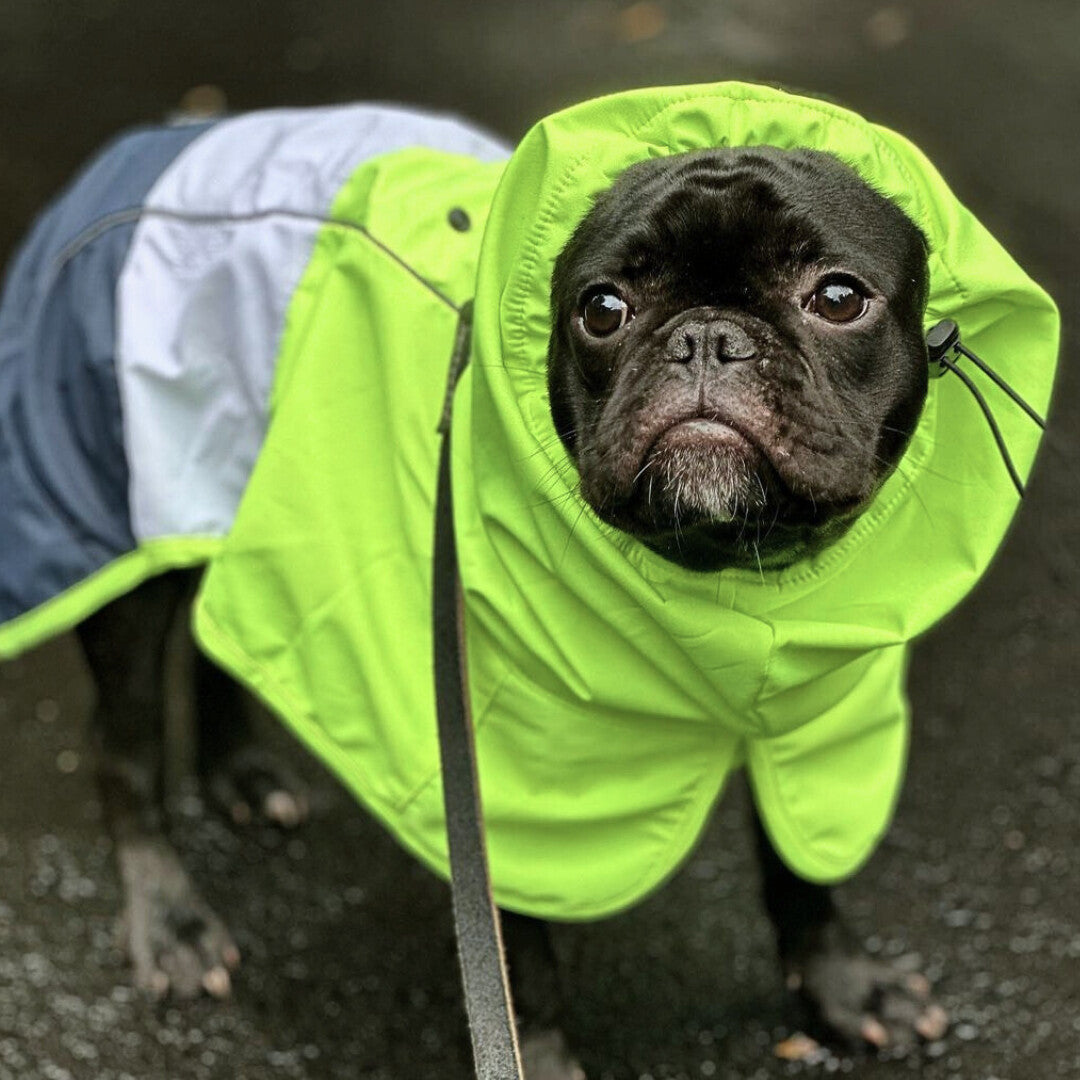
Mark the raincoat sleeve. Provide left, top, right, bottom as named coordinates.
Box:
left=746, top=641, right=910, bottom=883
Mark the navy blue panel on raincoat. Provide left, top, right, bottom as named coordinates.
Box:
left=0, top=123, right=213, bottom=621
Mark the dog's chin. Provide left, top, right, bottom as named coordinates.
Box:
left=644, top=419, right=769, bottom=523
left=585, top=424, right=864, bottom=573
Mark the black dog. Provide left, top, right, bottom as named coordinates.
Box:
left=68, top=143, right=944, bottom=1074
left=506, top=146, right=945, bottom=1078
left=548, top=147, right=929, bottom=571
left=75, top=569, right=308, bottom=999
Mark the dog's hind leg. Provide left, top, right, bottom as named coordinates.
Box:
left=501, top=911, right=587, bottom=1080
left=192, top=649, right=309, bottom=828
left=751, top=808, right=948, bottom=1053
left=76, top=570, right=239, bottom=999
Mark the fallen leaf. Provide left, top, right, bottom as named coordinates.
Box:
left=774, top=1033, right=821, bottom=1061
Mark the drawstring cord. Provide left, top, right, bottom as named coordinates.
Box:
left=926, top=319, right=1047, bottom=497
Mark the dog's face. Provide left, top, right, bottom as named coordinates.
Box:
left=547, top=147, right=930, bottom=571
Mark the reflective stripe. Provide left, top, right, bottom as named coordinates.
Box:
left=116, top=105, right=508, bottom=542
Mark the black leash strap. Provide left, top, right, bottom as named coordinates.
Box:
left=432, top=302, right=524, bottom=1080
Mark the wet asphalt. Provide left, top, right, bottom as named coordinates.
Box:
left=0, top=2, right=1078, bottom=1078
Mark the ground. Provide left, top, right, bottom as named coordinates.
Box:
left=0, top=2, right=1078, bottom=1078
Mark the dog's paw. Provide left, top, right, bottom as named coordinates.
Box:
left=204, top=745, right=310, bottom=829
left=787, top=933, right=947, bottom=1053
left=520, top=1028, right=587, bottom=1080
left=117, top=840, right=240, bottom=999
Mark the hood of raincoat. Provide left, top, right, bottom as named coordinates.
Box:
left=158, top=83, right=1056, bottom=919
left=461, top=81, right=1057, bottom=622
left=402, top=82, right=1054, bottom=913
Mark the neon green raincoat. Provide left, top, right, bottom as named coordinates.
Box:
left=4, top=83, right=1058, bottom=920
left=193, top=83, right=1058, bottom=918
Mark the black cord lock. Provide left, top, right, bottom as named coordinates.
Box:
left=926, top=318, right=961, bottom=377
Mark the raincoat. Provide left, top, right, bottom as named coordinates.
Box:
left=0, top=84, right=1058, bottom=919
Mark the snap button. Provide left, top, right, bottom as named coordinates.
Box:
left=448, top=207, right=471, bottom=232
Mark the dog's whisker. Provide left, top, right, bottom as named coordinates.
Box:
left=754, top=471, right=767, bottom=507
left=519, top=430, right=579, bottom=463
left=889, top=459, right=935, bottom=525
left=560, top=498, right=592, bottom=566
left=534, top=457, right=574, bottom=488
left=526, top=488, right=582, bottom=512
left=762, top=500, right=782, bottom=544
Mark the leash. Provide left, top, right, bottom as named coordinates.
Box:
left=432, top=301, right=525, bottom=1080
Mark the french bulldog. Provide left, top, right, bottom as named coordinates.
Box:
left=46, top=140, right=946, bottom=1074
left=547, top=146, right=930, bottom=571
left=509, top=145, right=946, bottom=1078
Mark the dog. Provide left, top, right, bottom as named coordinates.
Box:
left=509, top=144, right=943, bottom=1078
left=8, top=86, right=1053, bottom=1079
left=546, top=146, right=930, bottom=571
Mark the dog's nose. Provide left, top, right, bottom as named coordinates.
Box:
left=669, top=319, right=757, bottom=364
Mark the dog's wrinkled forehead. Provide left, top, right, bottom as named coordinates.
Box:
left=555, top=146, right=920, bottom=305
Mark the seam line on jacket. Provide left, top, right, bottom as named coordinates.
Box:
left=43, top=206, right=462, bottom=313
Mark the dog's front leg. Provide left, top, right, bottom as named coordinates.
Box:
left=76, top=571, right=238, bottom=999
left=751, top=809, right=948, bottom=1052
left=500, top=910, right=586, bottom=1080
left=193, top=648, right=308, bottom=829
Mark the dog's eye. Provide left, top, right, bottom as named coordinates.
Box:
left=808, top=277, right=868, bottom=323
left=581, top=290, right=632, bottom=337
